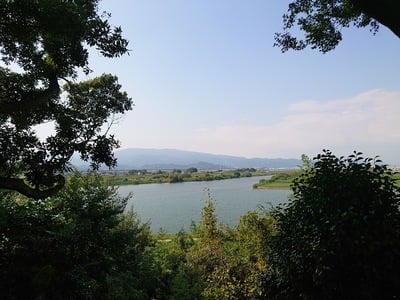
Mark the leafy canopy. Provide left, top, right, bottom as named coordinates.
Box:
left=0, top=172, right=153, bottom=300
left=0, top=0, right=132, bottom=198
left=276, top=0, right=400, bottom=52
left=266, top=150, right=400, bottom=299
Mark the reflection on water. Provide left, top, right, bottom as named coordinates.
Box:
left=118, top=176, right=291, bottom=232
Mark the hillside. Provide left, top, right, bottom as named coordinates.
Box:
left=71, top=148, right=302, bottom=170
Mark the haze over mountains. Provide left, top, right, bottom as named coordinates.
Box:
left=72, top=148, right=302, bottom=170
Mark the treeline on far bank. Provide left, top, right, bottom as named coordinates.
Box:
left=101, top=168, right=271, bottom=185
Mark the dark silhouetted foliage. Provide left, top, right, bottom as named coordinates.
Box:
left=0, top=173, right=154, bottom=299
left=266, top=150, right=400, bottom=299
left=276, top=0, right=400, bottom=53
left=0, top=0, right=132, bottom=198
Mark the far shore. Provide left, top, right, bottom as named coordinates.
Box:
left=255, top=186, right=291, bottom=190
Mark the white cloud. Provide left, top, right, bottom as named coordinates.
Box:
left=191, top=89, right=400, bottom=164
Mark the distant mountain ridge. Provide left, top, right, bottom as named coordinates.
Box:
left=71, top=148, right=302, bottom=170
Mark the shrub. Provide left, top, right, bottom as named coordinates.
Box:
left=266, top=150, right=400, bottom=299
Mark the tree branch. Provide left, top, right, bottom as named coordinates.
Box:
left=0, top=175, right=65, bottom=199
left=351, top=0, right=400, bottom=38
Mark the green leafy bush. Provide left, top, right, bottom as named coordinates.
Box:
left=0, top=172, right=154, bottom=299
left=266, top=150, right=400, bottom=299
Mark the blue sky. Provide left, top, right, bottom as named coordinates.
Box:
left=84, top=0, right=399, bottom=164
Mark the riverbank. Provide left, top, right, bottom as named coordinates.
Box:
left=103, top=168, right=272, bottom=186
left=255, top=185, right=291, bottom=190
left=253, top=170, right=298, bottom=189
left=253, top=170, right=400, bottom=189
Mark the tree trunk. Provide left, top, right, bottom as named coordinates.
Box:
left=352, top=0, right=400, bottom=38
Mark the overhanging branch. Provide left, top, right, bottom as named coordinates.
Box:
left=351, top=0, right=400, bottom=38
left=0, top=175, right=65, bottom=199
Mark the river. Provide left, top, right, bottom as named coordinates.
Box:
left=118, top=176, right=292, bottom=233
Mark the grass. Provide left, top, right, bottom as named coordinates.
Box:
left=253, top=170, right=400, bottom=189
left=253, top=170, right=298, bottom=189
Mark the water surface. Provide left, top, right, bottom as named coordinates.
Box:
left=118, top=176, right=291, bottom=232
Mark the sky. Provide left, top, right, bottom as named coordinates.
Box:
left=83, top=0, right=400, bottom=164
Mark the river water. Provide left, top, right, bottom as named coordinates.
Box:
left=118, top=176, right=292, bottom=233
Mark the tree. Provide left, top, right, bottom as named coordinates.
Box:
left=276, top=0, right=400, bottom=53
left=188, top=208, right=276, bottom=299
left=300, top=153, right=312, bottom=170
left=185, top=167, right=198, bottom=174
left=236, top=210, right=276, bottom=269
left=0, top=172, right=154, bottom=299
left=183, top=193, right=225, bottom=299
left=265, top=150, right=400, bottom=299
left=0, top=0, right=132, bottom=198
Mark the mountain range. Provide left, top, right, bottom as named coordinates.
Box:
left=71, top=148, right=302, bottom=170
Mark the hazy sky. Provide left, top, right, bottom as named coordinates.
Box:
left=83, top=0, right=399, bottom=163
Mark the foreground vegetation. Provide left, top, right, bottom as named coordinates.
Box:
left=0, top=173, right=153, bottom=299
left=0, top=172, right=273, bottom=299
left=1, top=151, right=400, bottom=299
left=267, top=151, right=400, bottom=299
left=102, top=168, right=271, bottom=186
left=2, top=1, right=399, bottom=299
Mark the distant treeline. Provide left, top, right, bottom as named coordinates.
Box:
left=101, top=168, right=271, bottom=185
